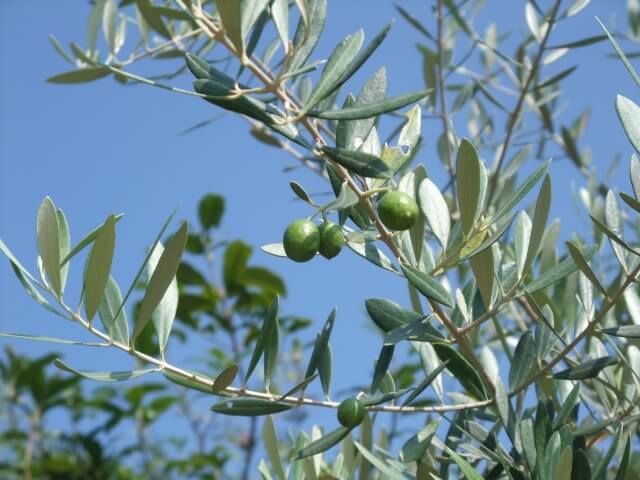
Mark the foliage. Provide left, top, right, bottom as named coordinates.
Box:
left=5, top=0, right=640, bottom=478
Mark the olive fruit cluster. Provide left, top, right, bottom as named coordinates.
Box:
left=283, top=220, right=345, bottom=262
left=377, top=191, right=419, bottom=231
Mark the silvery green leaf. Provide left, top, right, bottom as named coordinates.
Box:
left=36, top=197, right=62, bottom=297
left=401, top=361, right=449, bottom=406
left=97, top=275, right=129, bottom=346
left=470, top=245, right=494, bottom=309
left=0, top=332, right=107, bottom=347
left=56, top=209, right=70, bottom=293
left=325, top=182, right=358, bottom=212
left=301, top=29, right=364, bottom=115
left=353, top=442, right=406, bottom=480
left=54, top=358, right=159, bottom=382
left=212, top=363, right=239, bottom=393
left=456, top=140, right=484, bottom=235
left=553, top=356, right=619, bottom=380
left=514, top=211, right=532, bottom=279
left=133, top=222, right=187, bottom=352
left=494, top=160, right=551, bottom=221
left=261, top=243, right=287, bottom=257
left=263, top=416, right=286, bottom=480
left=271, top=0, right=289, bottom=53
left=418, top=178, right=450, bottom=249
left=309, top=90, right=430, bottom=120
left=245, top=296, right=279, bottom=384
left=287, top=0, right=326, bottom=73
left=347, top=241, right=398, bottom=274
left=509, top=331, right=535, bottom=390
left=525, top=2, right=541, bottom=42
left=305, top=308, right=336, bottom=379
left=339, top=67, right=387, bottom=151
left=401, top=420, right=439, bottom=463
left=215, top=0, right=244, bottom=58
left=321, top=147, right=391, bottom=179
left=83, top=215, right=116, bottom=323
left=402, top=264, right=453, bottom=308
left=631, top=154, right=640, bottom=198
left=617, top=96, right=640, bottom=156
left=297, top=427, right=351, bottom=459
left=601, top=325, right=640, bottom=338
left=605, top=190, right=628, bottom=271
left=370, top=345, right=394, bottom=393
left=211, top=398, right=292, bottom=416
left=567, top=0, right=590, bottom=16
left=525, top=175, right=551, bottom=269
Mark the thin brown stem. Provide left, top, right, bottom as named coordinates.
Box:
left=436, top=0, right=456, bottom=198
left=485, top=0, right=562, bottom=207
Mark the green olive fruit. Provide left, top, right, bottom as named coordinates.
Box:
left=337, top=397, right=366, bottom=428
left=318, top=222, right=345, bottom=259
left=377, top=191, right=419, bottom=231
left=283, top=219, right=320, bottom=262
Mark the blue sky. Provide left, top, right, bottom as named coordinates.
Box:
left=0, top=0, right=638, bottom=470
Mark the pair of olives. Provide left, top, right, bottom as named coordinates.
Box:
left=283, top=220, right=345, bottom=262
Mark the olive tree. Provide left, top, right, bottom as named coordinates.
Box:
left=3, top=0, right=640, bottom=478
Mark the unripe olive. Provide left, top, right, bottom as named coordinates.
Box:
left=377, top=191, right=419, bottom=231
left=318, top=222, right=345, bottom=259
left=283, top=219, right=320, bottom=262
left=337, top=397, right=365, bottom=428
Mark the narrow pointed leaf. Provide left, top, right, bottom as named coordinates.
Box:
left=135, top=0, right=171, bottom=39
left=494, top=160, right=551, bottom=221
left=432, top=342, right=487, bottom=399
left=84, top=215, right=116, bottom=322
left=321, top=146, right=391, bottom=179
left=566, top=241, right=606, bottom=295
left=370, top=344, right=394, bottom=393
left=97, top=275, right=129, bottom=345
left=271, top=0, right=289, bottom=52
left=211, top=398, right=292, bottom=416
left=47, top=67, right=111, bottom=84
left=419, top=178, right=450, bottom=249
left=553, top=356, right=618, bottom=380
left=133, top=222, right=188, bottom=345
left=301, top=29, right=364, bottom=114
left=215, top=0, right=244, bottom=58
left=56, top=209, right=70, bottom=292
left=61, top=214, right=124, bottom=266
left=309, top=90, right=430, bottom=120
left=36, top=197, right=62, bottom=296
left=402, top=361, right=449, bottom=406
left=401, top=264, right=453, bottom=308
left=54, top=359, right=159, bottom=382
left=0, top=332, right=108, bottom=347
left=525, top=246, right=595, bottom=293
left=305, top=308, right=336, bottom=379
left=525, top=175, right=551, bottom=269
left=553, top=384, right=581, bottom=429
left=245, top=296, right=279, bottom=384
left=509, top=331, right=535, bottom=390
left=163, top=369, right=217, bottom=395
left=365, top=298, right=423, bottom=332
left=277, top=373, right=318, bottom=401
left=601, top=325, right=640, bottom=338
left=263, top=416, right=286, bottom=480
left=212, top=363, right=239, bottom=393
left=456, top=140, right=484, bottom=235
left=297, top=427, right=351, bottom=459
left=441, top=445, right=483, bottom=480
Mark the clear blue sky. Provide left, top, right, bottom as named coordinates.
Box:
left=0, top=0, right=636, bottom=470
